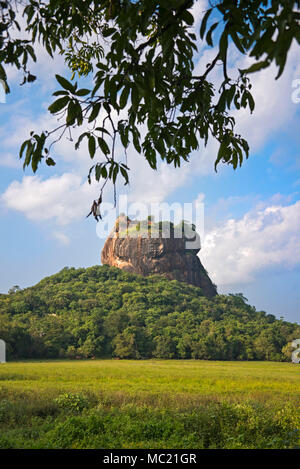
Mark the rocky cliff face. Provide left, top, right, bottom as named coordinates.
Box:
left=101, top=216, right=217, bottom=298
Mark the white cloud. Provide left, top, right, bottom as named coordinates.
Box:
left=1, top=173, right=99, bottom=225
left=2, top=113, right=55, bottom=149
left=200, top=200, right=300, bottom=285
left=125, top=152, right=192, bottom=205
left=231, top=45, right=300, bottom=152
left=0, top=103, right=106, bottom=172
left=192, top=17, right=300, bottom=158
left=52, top=231, right=70, bottom=245
left=0, top=152, right=22, bottom=168
left=190, top=0, right=208, bottom=31
left=0, top=104, right=58, bottom=169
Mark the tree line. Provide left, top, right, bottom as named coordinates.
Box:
left=0, top=265, right=299, bottom=361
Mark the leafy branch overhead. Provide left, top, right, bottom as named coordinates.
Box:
left=2, top=1, right=300, bottom=218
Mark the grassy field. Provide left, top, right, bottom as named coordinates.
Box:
left=0, top=359, right=299, bottom=449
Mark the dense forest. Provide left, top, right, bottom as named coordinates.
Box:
left=0, top=265, right=299, bottom=361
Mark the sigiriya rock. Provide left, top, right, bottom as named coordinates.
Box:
left=101, top=215, right=217, bottom=298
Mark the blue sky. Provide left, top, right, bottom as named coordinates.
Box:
left=0, top=1, right=300, bottom=324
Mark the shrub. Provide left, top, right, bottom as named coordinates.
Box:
left=0, top=399, right=14, bottom=423
left=54, top=393, right=89, bottom=414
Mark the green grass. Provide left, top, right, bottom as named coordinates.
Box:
left=0, top=360, right=299, bottom=449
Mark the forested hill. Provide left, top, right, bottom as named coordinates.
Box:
left=0, top=265, right=299, bottom=361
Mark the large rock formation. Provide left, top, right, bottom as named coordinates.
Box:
left=101, top=216, right=217, bottom=298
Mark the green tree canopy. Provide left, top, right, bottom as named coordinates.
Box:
left=0, top=265, right=299, bottom=360
left=2, top=1, right=300, bottom=216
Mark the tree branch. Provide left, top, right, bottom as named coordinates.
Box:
left=135, top=0, right=194, bottom=55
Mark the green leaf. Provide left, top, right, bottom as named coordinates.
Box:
left=181, top=10, right=194, bottom=26
left=132, top=127, right=141, bottom=153
left=23, top=141, right=33, bottom=169
left=26, top=44, right=36, bottom=62
left=102, top=27, right=116, bottom=38
left=219, top=30, right=228, bottom=61
left=27, top=74, right=36, bottom=83
left=241, top=91, right=247, bottom=108
left=88, top=135, right=96, bottom=158
left=131, top=86, right=140, bottom=113
left=97, top=137, right=110, bottom=155
left=19, top=140, right=28, bottom=159
left=226, top=85, right=236, bottom=108
left=230, top=31, right=245, bottom=54
left=119, top=123, right=129, bottom=148
left=120, top=166, right=129, bottom=184
left=53, top=90, right=69, bottom=97
left=95, top=164, right=102, bottom=181
left=46, top=157, right=56, bottom=166
left=275, top=31, right=293, bottom=79
left=206, top=22, right=219, bottom=47
left=119, top=85, right=130, bottom=109
left=88, top=102, right=101, bottom=123
left=112, top=164, right=119, bottom=184
left=76, top=88, right=90, bottom=97
left=240, top=61, right=269, bottom=74
left=48, top=96, right=69, bottom=114
left=0, top=64, right=7, bottom=82
left=247, top=92, right=255, bottom=113
left=101, top=165, right=108, bottom=179
left=75, top=132, right=88, bottom=150
left=200, top=8, right=212, bottom=39
left=55, top=74, right=76, bottom=93
left=66, top=100, right=78, bottom=125
left=95, top=127, right=110, bottom=136
left=215, top=139, right=229, bottom=171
